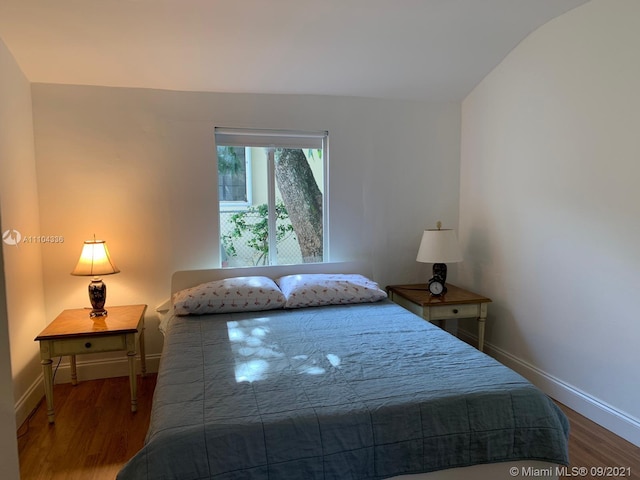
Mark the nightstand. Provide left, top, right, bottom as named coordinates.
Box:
left=386, top=284, right=491, bottom=352
left=35, top=304, right=147, bottom=423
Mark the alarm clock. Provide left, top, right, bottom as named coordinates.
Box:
left=428, top=278, right=447, bottom=296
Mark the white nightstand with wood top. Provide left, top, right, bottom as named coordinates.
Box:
left=35, top=304, right=147, bottom=423
left=386, top=284, right=491, bottom=352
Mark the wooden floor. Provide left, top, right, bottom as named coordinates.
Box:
left=556, top=403, right=640, bottom=479
left=17, top=375, right=640, bottom=480
left=17, top=375, right=156, bottom=480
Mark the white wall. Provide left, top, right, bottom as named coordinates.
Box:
left=0, top=35, right=41, bottom=480
left=0, top=218, right=19, bottom=480
left=31, top=85, right=461, bottom=370
left=459, top=0, right=640, bottom=445
left=0, top=48, right=46, bottom=420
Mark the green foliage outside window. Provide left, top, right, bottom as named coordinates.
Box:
left=221, top=201, right=295, bottom=265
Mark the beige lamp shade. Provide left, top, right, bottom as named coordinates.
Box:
left=416, top=229, right=463, bottom=264
left=71, top=239, right=120, bottom=277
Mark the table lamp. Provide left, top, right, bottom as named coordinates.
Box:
left=416, top=221, right=462, bottom=296
left=71, top=237, right=120, bottom=318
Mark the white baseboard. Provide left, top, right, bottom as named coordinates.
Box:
left=458, top=330, right=640, bottom=447
left=15, top=354, right=161, bottom=429
left=15, top=376, right=44, bottom=428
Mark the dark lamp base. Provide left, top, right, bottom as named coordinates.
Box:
left=90, top=308, right=108, bottom=318
left=88, top=277, right=108, bottom=318
left=431, top=263, right=448, bottom=283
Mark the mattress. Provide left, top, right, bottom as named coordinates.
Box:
left=117, top=300, right=569, bottom=480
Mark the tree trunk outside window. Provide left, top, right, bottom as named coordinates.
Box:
left=274, top=148, right=323, bottom=262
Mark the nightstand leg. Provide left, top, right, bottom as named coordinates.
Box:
left=41, top=358, right=55, bottom=423
left=477, top=303, right=488, bottom=352
left=128, top=351, right=138, bottom=412
left=70, top=355, right=78, bottom=386
left=139, top=325, right=147, bottom=376
left=477, top=316, right=486, bottom=352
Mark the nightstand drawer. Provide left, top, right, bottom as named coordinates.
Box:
left=428, top=303, right=480, bottom=320
left=49, top=334, right=128, bottom=356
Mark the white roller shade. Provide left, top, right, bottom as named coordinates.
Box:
left=215, top=127, right=327, bottom=149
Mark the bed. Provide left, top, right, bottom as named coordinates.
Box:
left=117, top=262, right=569, bottom=480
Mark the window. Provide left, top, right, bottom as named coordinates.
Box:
left=218, top=147, right=252, bottom=210
left=215, top=128, right=328, bottom=267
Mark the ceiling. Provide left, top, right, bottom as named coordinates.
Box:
left=0, top=0, right=588, bottom=102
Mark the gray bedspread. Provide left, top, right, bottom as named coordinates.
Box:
left=118, top=300, right=569, bottom=480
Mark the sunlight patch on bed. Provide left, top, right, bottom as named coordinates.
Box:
left=227, top=319, right=341, bottom=382
left=234, top=359, right=269, bottom=383
left=326, top=353, right=341, bottom=367
left=227, top=318, right=283, bottom=383
left=302, top=366, right=326, bottom=375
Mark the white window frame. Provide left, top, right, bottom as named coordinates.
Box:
left=215, top=127, right=329, bottom=266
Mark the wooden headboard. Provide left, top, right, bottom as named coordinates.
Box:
left=171, top=261, right=371, bottom=295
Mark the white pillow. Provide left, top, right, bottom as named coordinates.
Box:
left=173, top=276, right=285, bottom=316
left=276, top=273, right=387, bottom=309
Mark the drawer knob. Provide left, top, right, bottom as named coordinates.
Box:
left=452, top=309, right=459, bottom=314
left=85, top=342, right=92, bottom=349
